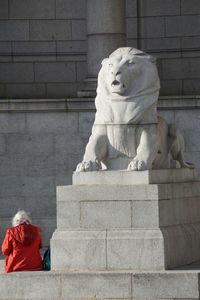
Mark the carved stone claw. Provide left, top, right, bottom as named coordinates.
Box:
left=76, top=160, right=101, bottom=172
left=127, top=159, right=147, bottom=171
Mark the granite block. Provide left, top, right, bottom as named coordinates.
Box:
left=35, top=62, right=76, bottom=82
left=9, top=0, right=55, bottom=19
left=30, top=20, right=71, bottom=41
left=0, top=20, right=29, bottom=41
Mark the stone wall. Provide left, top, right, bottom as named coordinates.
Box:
left=0, top=107, right=93, bottom=247
left=0, top=0, right=87, bottom=99
left=0, top=98, right=199, bottom=248
left=1, top=0, right=200, bottom=98
left=127, top=0, right=200, bottom=96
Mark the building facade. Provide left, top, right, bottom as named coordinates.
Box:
left=0, top=0, right=200, bottom=247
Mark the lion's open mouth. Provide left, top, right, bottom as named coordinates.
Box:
left=111, top=80, right=120, bottom=87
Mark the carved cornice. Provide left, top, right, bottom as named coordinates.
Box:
left=0, top=96, right=199, bottom=112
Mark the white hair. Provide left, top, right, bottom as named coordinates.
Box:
left=12, top=210, right=32, bottom=227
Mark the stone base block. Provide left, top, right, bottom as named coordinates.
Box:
left=56, top=182, right=200, bottom=229
left=51, top=224, right=200, bottom=271
left=0, top=269, right=199, bottom=300
left=51, top=229, right=165, bottom=271
left=73, top=168, right=198, bottom=185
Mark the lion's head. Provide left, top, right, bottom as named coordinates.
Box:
left=97, top=47, right=160, bottom=98
left=94, top=48, right=160, bottom=125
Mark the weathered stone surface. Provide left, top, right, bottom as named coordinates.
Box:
left=166, top=16, right=200, bottom=37
left=30, top=20, right=71, bottom=41
left=107, top=229, right=165, bottom=270
left=6, top=133, right=54, bottom=154
left=46, top=82, right=83, bottom=98
left=87, top=0, right=126, bottom=34
left=55, top=183, right=200, bottom=230
left=0, top=270, right=199, bottom=299
left=57, top=40, right=86, bottom=53
left=175, top=110, right=200, bottom=131
left=0, top=271, right=61, bottom=299
left=56, top=0, right=86, bottom=19
left=162, top=58, right=200, bottom=80
left=6, top=83, right=46, bottom=98
left=0, top=20, right=29, bottom=41
left=141, top=37, right=181, bottom=51
left=0, top=113, right=26, bottom=133
left=132, top=272, right=199, bottom=299
left=57, top=184, right=160, bottom=202
left=126, top=18, right=137, bottom=39
left=181, top=0, right=200, bottom=15
left=126, top=0, right=137, bottom=17
left=73, top=169, right=198, bottom=185
left=183, top=79, right=200, bottom=95
left=9, top=0, right=55, bottom=19
left=0, top=134, right=6, bottom=154
left=35, top=62, right=76, bottom=82
left=13, top=41, right=56, bottom=54
left=71, top=20, right=86, bottom=40
left=76, top=61, right=87, bottom=81
left=26, top=112, right=78, bottom=134
left=140, top=17, right=165, bottom=38
left=139, top=0, right=180, bottom=16
left=51, top=230, right=107, bottom=270
left=160, top=79, right=183, bottom=96
left=80, top=201, right=132, bottom=228
left=0, top=62, right=34, bottom=82
left=57, top=201, right=80, bottom=228
left=0, top=41, right=11, bottom=54
left=0, top=0, right=8, bottom=19
left=61, top=272, right=132, bottom=299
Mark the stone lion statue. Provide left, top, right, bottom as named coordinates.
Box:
left=76, top=47, right=192, bottom=172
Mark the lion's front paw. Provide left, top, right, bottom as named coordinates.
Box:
left=127, top=159, right=147, bottom=171
left=76, top=160, right=101, bottom=172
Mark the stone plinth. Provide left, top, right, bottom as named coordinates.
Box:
left=51, top=169, right=200, bottom=271
left=1, top=269, right=200, bottom=300
left=73, top=168, right=198, bottom=185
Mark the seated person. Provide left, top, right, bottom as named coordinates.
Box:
left=1, top=210, right=43, bottom=273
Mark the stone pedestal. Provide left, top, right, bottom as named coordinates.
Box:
left=51, top=168, right=200, bottom=271
left=1, top=169, right=200, bottom=300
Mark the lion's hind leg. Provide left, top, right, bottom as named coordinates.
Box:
left=168, top=124, right=194, bottom=169
left=128, top=124, right=159, bottom=171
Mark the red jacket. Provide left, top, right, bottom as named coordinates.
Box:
left=1, top=223, right=43, bottom=273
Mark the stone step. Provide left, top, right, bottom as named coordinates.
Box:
left=0, top=269, right=199, bottom=300
left=0, top=259, right=4, bottom=273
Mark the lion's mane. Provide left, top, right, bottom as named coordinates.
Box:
left=94, top=47, right=160, bottom=125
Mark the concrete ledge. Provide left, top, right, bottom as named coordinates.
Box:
left=73, top=168, right=198, bottom=185
left=0, top=269, right=199, bottom=299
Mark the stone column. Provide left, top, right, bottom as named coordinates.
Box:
left=78, top=0, right=126, bottom=97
